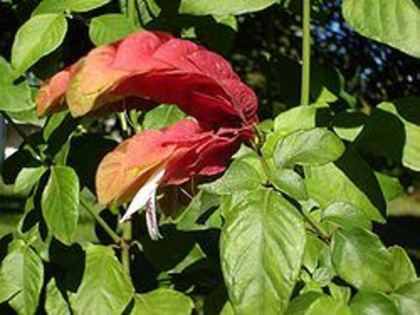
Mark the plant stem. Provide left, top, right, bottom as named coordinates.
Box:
left=127, top=0, right=140, bottom=27
left=300, top=0, right=311, bottom=106
left=300, top=208, right=330, bottom=242
left=80, top=198, right=121, bottom=244
left=121, top=221, right=132, bottom=274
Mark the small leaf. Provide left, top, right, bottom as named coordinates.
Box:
left=0, top=241, right=44, bottom=315
left=274, top=106, right=317, bottom=136
left=342, top=0, right=420, bottom=58
left=0, top=80, right=34, bottom=112
left=286, top=292, right=351, bottom=315
left=11, top=13, right=68, bottom=76
left=322, top=202, right=372, bottom=230
left=143, top=104, right=186, bottom=130
left=179, top=0, right=278, bottom=16
left=274, top=128, right=345, bottom=168
left=132, top=288, right=194, bottom=315
left=268, top=160, right=308, bottom=200
left=200, top=159, right=264, bottom=195
left=305, top=147, right=386, bottom=222
left=45, top=278, right=71, bottom=315
left=14, top=166, right=46, bottom=193
left=42, top=166, right=79, bottom=245
left=331, top=228, right=394, bottom=292
left=33, top=0, right=111, bottom=15
left=72, top=245, right=134, bottom=314
left=392, top=280, right=420, bottom=315
left=389, top=246, right=417, bottom=290
left=221, top=188, right=306, bottom=314
left=350, top=291, right=400, bottom=315
left=89, top=14, right=138, bottom=46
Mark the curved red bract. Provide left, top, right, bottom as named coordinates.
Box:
left=36, top=30, right=258, bottom=209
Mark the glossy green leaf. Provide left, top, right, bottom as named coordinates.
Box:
left=0, top=241, right=44, bottom=315
left=305, top=148, right=386, bottom=222
left=286, top=292, right=351, bottom=315
left=45, top=278, right=71, bottom=315
left=200, top=159, right=264, bottom=195
left=132, top=288, right=194, bottom=315
left=11, top=13, right=67, bottom=76
left=72, top=245, right=134, bottom=314
left=322, top=202, right=372, bottom=230
left=143, top=104, right=186, bottom=130
left=342, top=0, right=420, bottom=57
left=0, top=79, right=34, bottom=112
left=269, top=163, right=308, bottom=200
left=274, top=128, right=345, bottom=167
left=350, top=291, right=401, bottom=315
left=89, top=14, right=138, bottom=46
left=33, top=0, right=111, bottom=14
left=331, top=228, right=394, bottom=292
left=274, top=106, right=318, bottom=136
left=392, top=280, right=420, bottom=315
left=179, top=0, right=278, bottom=16
left=389, top=246, right=417, bottom=290
left=14, top=166, right=46, bottom=193
left=42, top=166, right=79, bottom=245
left=221, top=188, right=305, bottom=314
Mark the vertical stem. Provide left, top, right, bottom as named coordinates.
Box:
left=300, top=0, right=311, bottom=106
left=127, top=0, right=140, bottom=27
left=121, top=221, right=132, bottom=274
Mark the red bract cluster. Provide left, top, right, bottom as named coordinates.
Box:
left=36, top=31, right=258, bottom=238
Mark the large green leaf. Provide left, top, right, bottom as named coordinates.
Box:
left=392, top=281, right=420, bottom=315
left=0, top=241, right=44, bottom=315
left=45, top=278, right=70, bottom=315
left=179, top=0, right=278, bottom=16
left=143, top=104, right=186, bottom=130
left=14, top=166, right=46, bottom=193
left=331, top=228, right=394, bottom=292
left=305, top=147, right=386, bottom=222
left=321, top=202, right=372, bottom=230
left=274, top=128, right=345, bottom=167
left=350, top=291, right=401, bottom=315
left=89, top=14, right=138, bottom=46
left=72, top=245, right=134, bottom=314
left=42, top=166, right=79, bottom=245
left=132, top=289, right=194, bottom=315
left=286, top=292, right=351, bottom=315
left=33, top=0, right=111, bottom=15
left=11, top=13, right=68, bottom=76
left=221, top=188, right=306, bottom=314
left=342, top=0, right=420, bottom=58
left=200, top=159, right=265, bottom=195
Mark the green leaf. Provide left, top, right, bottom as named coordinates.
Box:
left=274, top=128, right=345, bottom=167
left=0, top=56, right=13, bottom=80
left=274, top=106, right=318, bottom=136
left=286, top=292, right=351, bottom=315
left=132, top=288, right=194, bottom=315
left=355, top=98, right=420, bottom=171
left=45, top=278, right=71, bottom=315
left=392, top=280, right=420, bottom=315
left=33, top=0, right=111, bottom=14
left=305, top=147, right=386, bottom=222
left=220, top=302, right=235, bottom=315
left=72, top=245, right=134, bottom=314
left=42, top=166, right=79, bottom=245
left=0, top=241, right=44, bottom=315
left=329, top=283, right=351, bottom=305
left=0, top=80, right=34, bottom=112
left=331, top=228, right=394, bottom=292
left=322, top=202, right=372, bottom=230
left=11, top=13, right=68, bottom=76
left=350, top=291, right=401, bottom=315
left=303, top=232, right=328, bottom=273
left=389, top=246, right=417, bottom=290
left=269, top=163, right=308, bottom=200
left=14, top=166, right=46, bottom=193
left=89, top=14, right=138, bottom=46
left=179, top=0, right=278, bottom=16
left=221, top=188, right=306, bottom=314
left=143, top=104, right=186, bottom=130
left=376, top=173, right=404, bottom=202
left=200, top=159, right=264, bottom=195
left=342, top=0, right=420, bottom=58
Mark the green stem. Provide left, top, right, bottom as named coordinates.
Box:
left=80, top=198, right=121, bottom=244
left=127, top=0, right=140, bottom=27
left=300, top=0, right=311, bottom=106
left=121, top=221, right=132, bottom=274
left=301, top=208, right=330, bottom=242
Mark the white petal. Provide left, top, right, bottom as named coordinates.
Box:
left=146, top=190, right=162, bottom=241
left=120, top=168, right=165, bottom=222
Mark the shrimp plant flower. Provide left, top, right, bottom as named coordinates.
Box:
left=36, top=31, right=258, bottom=239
